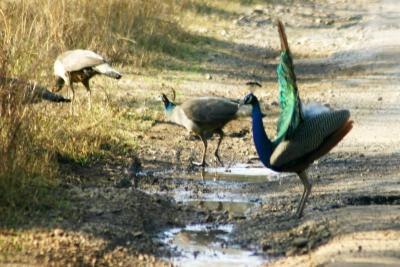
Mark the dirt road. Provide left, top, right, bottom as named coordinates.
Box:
left=136, top=0, right=400, bottom=266
left=2, top=0, right=399, bottom=266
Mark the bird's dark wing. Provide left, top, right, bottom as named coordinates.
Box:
left=274, top=21, right=303, bottom=145
left=270, top=110, right=350, bottom=167
left=57, top=50, right=106, bottom=72
left=181, top=97, right=239, bottom=124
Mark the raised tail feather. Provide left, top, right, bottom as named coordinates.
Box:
left=277, top=20, right=290, bottom=52
left=274, top=20, right=303, bottom=145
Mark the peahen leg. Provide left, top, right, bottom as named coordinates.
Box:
left=192, top=135, right=208, bottom=167
left=296, top=170, right=312, bottom=218
left=82, top=79, right=92, bottom=111
left=69, top=83, right=75, bottom=115
left=214, top=129, right=224, bottom=167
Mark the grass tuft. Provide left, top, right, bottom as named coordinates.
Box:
left=0, top=47, right=58, bottom=220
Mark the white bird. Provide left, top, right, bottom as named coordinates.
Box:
left=53, top=49, right=122, bottom=112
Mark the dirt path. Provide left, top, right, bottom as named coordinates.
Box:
left=2, top=0, right=399, bottom=266
left=135, top=0, right=400, bottom=266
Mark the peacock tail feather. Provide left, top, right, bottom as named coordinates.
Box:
left=274, top=50, right=303, bottom=145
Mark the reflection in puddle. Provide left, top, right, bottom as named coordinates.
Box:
left=206, top=163, right=277, bottom=177
left=159, top=224, right=266, bottom=267
left=185, top=200, right=257, bottom=215
left=201, top=163, right=279, bottom=183
left=171, top=189, right=261, bottom=203
left=139, top=163, right=280, bottom=183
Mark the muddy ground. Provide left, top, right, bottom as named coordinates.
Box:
left=138, top=0, right=400, bottom=265
left=2, top=0, right=400, bottom=266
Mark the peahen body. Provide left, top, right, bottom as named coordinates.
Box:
left=53, top=49, right=122, bottom=113
left=242, top=20, right=353, bottom=218
left=161, top=93, right=251, bottom=167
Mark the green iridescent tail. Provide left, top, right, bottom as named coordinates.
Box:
left=274, top=20, right=303, bottom=145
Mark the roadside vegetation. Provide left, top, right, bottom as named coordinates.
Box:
left=0, top=0, right=186, bottom=223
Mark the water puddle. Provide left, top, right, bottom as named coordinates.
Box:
left=171, top=189, right=262, bottom=203
left=159, top=223, right=266, bottom=267
left=139, top=163, right=279, bottom=183
left=146, top=163, right=273, bottom=266
left=203, top=163, right=279, bottom=183
left=185, top=200, right=257, bottom=215
left=141, top=163, right=279, bottom=204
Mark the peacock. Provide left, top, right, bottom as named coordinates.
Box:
left=242, top=20, right=353, bottom=218
left=161, top=90, right=252, bottom=167
left=0, top=77, right=70, bottom=103
left=53, top=49, right=122, bottom=113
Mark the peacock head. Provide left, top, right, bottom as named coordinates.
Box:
left=241, top=92, right=259, bottom=106
left=160, top=87, right=177, bottom=112
left=160, top=93, right=176, bottom=112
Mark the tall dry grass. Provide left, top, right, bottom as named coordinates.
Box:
left=0, top=48, right=57, bottom=218
left=0, top=0, right=181, bottom=218
left=0, top=0, right=179, bottom=79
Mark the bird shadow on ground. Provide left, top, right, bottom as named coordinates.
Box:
left=228, top=151, right=400, bottom=256
left=139, top=23, right=400, bottom=85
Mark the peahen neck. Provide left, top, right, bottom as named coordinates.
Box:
left=164, top=101, right=176, bottom=113
left=251, top=100, right=274, bottom=168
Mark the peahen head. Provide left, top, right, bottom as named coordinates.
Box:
left=160, top=93, right=176, bottom=112
left=52, top=76, right=65, bottom=92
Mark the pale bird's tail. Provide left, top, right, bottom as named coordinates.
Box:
left=93, top=63, right=122, bottom=79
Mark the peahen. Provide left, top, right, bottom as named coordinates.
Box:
left=242, top=20, right=353, bottom=218
left=161, top=91, right=251, bottom=167
left=53, top=49, right=122, bottom=112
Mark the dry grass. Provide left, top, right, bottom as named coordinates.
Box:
left=0, top=0, right=179, bottom=78
left=0, top=0, right=180, bottom=219
left=0, top=48, right=57, bottom=218
left=0, top=0, right=261, bottom=221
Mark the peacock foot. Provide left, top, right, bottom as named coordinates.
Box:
left=214, top=154, right=224, bottom=167
left=294, top=209, right=304, bottom=219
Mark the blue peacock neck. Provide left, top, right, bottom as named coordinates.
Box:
left=251, top=99, right=274, bottom=168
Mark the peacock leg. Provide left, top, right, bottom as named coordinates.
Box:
left=296, top=170, right=312, bottom=218
left=214, top=129, right=224, bottom=166
left=192, top=135, right=208, bottom=167
left=82, top=79, right=91, bottom=111
left=69, top=82, right=75, bottom=115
